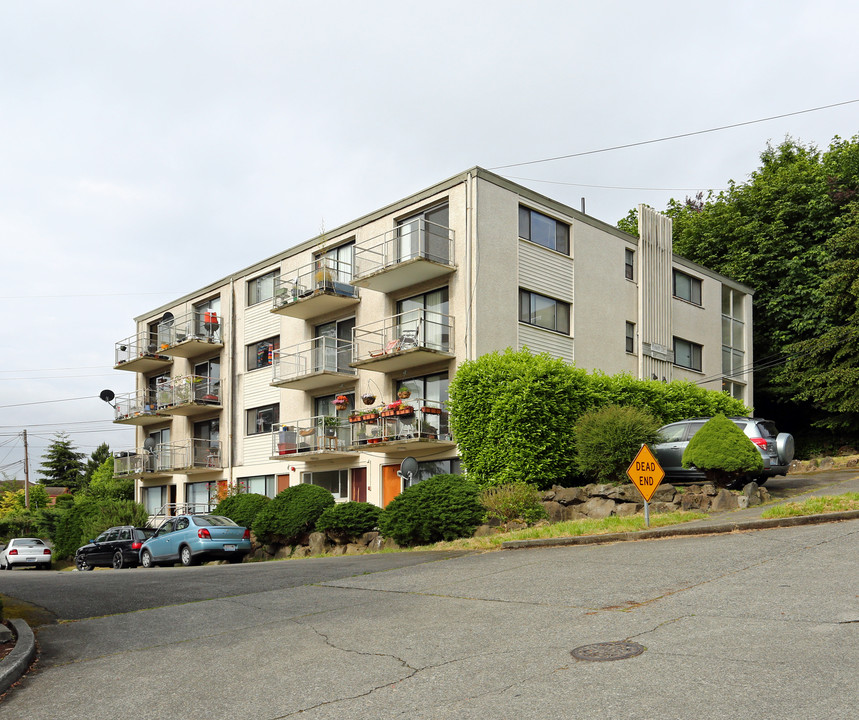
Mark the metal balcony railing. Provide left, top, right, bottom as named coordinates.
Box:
left=114, top=448, right=172, bottom=477
left=114, top=331, right=171, bottom=368
left=271, top=416, right=351, bottom=456
left=272, top=337, right=355, bottom=385
left=157, top=309, right=223, bottom=349
left=114, top=439, right=222, bottom=477
left=346, top=398, right=450, bottom=446
left=353, top=219, right=454, bottom=280
left=159, top=375, right=222, bottom=410
left=272, top=257, right=357, bottom=310
left=351, top=309, right=453, bottom=364
left=112, top=389, right=165, bottom=422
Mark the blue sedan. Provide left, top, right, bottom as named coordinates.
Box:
left=139, top=515, right=251, bottom=568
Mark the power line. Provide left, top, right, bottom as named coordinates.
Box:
left=490, top=98, right=859, bottom=171
left=499, top=174, right=727, bottom=193
left=0, top=395, right=101, bottom=410
left=0, top=290, right=182, bottom=300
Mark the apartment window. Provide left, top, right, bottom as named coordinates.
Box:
left=403, top=459, right=462, bottom=489
left=301, top=469, right=348, bottom=500
left=519, top=290, right=570, bottom=334
left=519, top=206, right=570, bottom=255
left=315, top=241, right=355, bottom=283
left=193, top=296, right=222, bottom=341
left=625, top=248, right=635, bottom=280
left=186, top=481, right=217, bottom=511
left=248, top=270, right=277, bottom=306
left=397, top=204, right=450, bottom=264
left=625, top=322, right=636, bottom=353
left=247, top=336, right=279, bottom=371
left=397, top=287, right=450, bottom=351
left=722, top=286, right=745, bottom=399
left=247, top=404, right=279, bottom=435
left=673, top=270, right=702, bottom=305
left=673, top=337, right=703, bottom=371
left=237, top=474, right=276, bottom=498
left=142, top=485, right=167, bottom=515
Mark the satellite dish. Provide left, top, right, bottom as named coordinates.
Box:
left=161, top=311, right=174, bottom=326
left=99, top=389, right=115, bottom=404
left=398, top=456, right=419, bottom=482
left=143, top=437, right=157, bottom=452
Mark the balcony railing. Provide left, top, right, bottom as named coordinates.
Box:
left=155, top=375, right=221, bottom=416
left=156, top=310, right=224, bottom=358
left=114, top=331, right=172, bottom=372
left=271, top=416, right=356, bottom=459
left=271, top=337, right=356, bottom=390
left=346, top=398, right=454, bottom=455
left=112, top=389, right=168, bottom=426
left=114, top=439, right=222, bottom=477
left=351, top=309, right=454, bottom=372
left=271, top=257, right=359, bottom=319
left=352, top=219, right=455, bottom=293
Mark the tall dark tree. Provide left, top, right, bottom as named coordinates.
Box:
left=38, top=432, right=86, bottom=492
left=82, top=441, right=111, bottom=491
left=617, top=135, right=859, bottom=443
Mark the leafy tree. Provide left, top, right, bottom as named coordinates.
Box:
left=86, top=457, right=133, bottom=501
left=38, top=432, right=86, bottom=492
left=617, top=135, right=859, bottom=440
left=0, top=485, right=50, bottom=514
left=82, top=442, right=111, bottom=491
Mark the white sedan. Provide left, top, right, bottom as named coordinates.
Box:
left=0, top=537, right=52, bottom=570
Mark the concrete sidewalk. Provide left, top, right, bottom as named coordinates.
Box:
left=504, top=469, right=859, bottom=550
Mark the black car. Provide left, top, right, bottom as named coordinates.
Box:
left=75, top=526, right=156, bottom=570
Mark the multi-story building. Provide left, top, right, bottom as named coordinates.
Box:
left=110, top=167, right=754, bottom=516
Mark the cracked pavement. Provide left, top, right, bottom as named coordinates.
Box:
left=3, top=520, right=858, bottom=719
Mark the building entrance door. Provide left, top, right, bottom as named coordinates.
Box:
left=382, top=465, right=401, bottom=507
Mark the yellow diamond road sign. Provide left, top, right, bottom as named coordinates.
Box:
left=626, top=444, right=665, bottom=502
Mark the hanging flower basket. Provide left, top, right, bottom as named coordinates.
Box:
left=361, top=393, right=376, bottom=406
left=397, top=386, right=411, bottom=399
left=333, top=395, right=349, bottom=410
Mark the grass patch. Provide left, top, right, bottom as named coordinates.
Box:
left=760, top=493, right=859, bottom=519
left=421, top=510, right=709, bottom=551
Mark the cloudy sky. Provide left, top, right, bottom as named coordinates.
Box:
left=1, top=0, right=857, bottom=478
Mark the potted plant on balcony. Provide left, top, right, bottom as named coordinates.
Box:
left=380, top=401, right=401, bottom=418
left=361, top=408, right=379, bottom=422
left=333, top=394, right=349, bottom=411
left=323, top=416, right=340, bottom=438
left=397, top=386, right=412, bottom=399
left=348, top=410, right=363, bottom=423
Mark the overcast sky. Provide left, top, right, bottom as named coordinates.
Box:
left=1, top=0, right=857, bottom=479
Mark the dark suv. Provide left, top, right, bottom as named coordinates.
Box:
left=75, top=526, right=156, bottom=570
left=652, top=416, right=795, bottom=485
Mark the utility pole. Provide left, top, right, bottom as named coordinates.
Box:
left=23, top=429, right=30, bottom=509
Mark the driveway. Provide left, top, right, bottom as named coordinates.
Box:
left=2, top=514, right=858, bottom=719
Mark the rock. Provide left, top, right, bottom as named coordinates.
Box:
left=710, top=489, right=739, bottom=511
left=847, top=458, right=858, bottom=468
left=360, top=531, right=379, bottom=547
left=736, top=495, right=749, bottom=509
left=563, top=508, right=588, bottom=522
left=542, top=500, right=566, bottom=523
left=472, top=524, right=497, bottom=537
left=272, top=545, right=292, bottom=560
left=837, top=446, right=857, bottom=456
left=604, top=485, right=642, bottom=503
left=651, top=483, right=677, bottom=503
left=701, top=483, right=718, bottom=496
left=504, top=521, right=527, bottom=532
left=308, top=532, right=331, bottom=555
left=649, top=501, right=676, bottom=514
left=681, top=493, right=708, bottom=511
left=541, top=488, right=557, bottom=501
left=331, top=545, right=347, bottom=556
left=291, top=546, right=310, bottom=558
left=249, top=547, right=269, bottom=562
left=554, top=486, right=588, bottom=505
left=366, top=535, right=385, bottom=551
left=819, top=457, right=835, bottom=469
left=615, top=502, right=642, bottom=517
left=380, top=537, right=400, bottom=551
left=581, top=497, right=616, bottom=519
left=759, top=488, right=771, bottom=503
left=0, top=625, right=12, bottom=643
left=345, top=543, right=365, bottom=555
left=741, top=482, right=761, bottom=506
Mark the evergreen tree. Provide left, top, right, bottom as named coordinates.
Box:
left=38, top=432, right=86, bottom=492
left=82, top=441, right=111, bottom=491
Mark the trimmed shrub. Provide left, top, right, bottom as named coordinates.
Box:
left=315, top=502, right=381, bottom=538
left=215, top=493, right=271, bottom=530
left=682, top=414, right=764, bottom=486
left=378, top=474, right=484, bottom=546
left=575, top=405, right=662, bottom=483
left=480, top=483, right=548, bottom=526
left=252, top=484, right=334, bottom=545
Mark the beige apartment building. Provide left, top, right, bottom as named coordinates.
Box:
left=110, top=167, right=754, bottom=515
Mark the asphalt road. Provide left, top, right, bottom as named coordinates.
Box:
left=2, top=513, right=858, bottom=719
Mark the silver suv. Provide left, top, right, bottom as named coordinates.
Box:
left=653, top=417, right=795, bottom=485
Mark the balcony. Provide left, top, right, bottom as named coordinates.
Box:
left=156, top=310, right=224, bottom=359
left=114, top=331, right=172, bottom=373
left=352, top=219, right=455, bottom=294
left=270, top=417, right=358, bottom=462
left=112, top=390, right=169, bottom=426
left=346, top=398, right=455, bottom=457
left=271, top=337, right=356, bottom=391
left=271, top=257, right=359, bottom=320
left=158, top=375, right=222, bottom=417
left=351, top=310, right=454, bottom=372
left=113, top=439, right=222, bottom=478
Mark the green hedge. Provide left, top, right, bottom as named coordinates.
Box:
left=315, top=502, right=381, bottom=538
left=52, top=498, right=148, bottom=559
left=449, top=349, right=749, bottom=489
left=252, top=484, right=334, bottom=545
left=575, top=405, right=662, bottom=483
left=214, top=493, right=271, bottom=530
left=378, top=474, right=484, bottom=546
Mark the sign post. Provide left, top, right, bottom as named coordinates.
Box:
left=626, top=444, right=665, bottom=528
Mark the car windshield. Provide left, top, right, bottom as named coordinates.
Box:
left=14, top=539, right=46, bottom=547
left=193, top=516, right=238, bottom=527
left=137, top=528, right=156, bottom=539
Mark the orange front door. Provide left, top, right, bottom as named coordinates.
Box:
left=382, top=465, right=402, bottom=507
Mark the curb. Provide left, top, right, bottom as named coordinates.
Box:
left=501, top=509, right=859, bottom=550
left=0, top=618, right=36, bottom=695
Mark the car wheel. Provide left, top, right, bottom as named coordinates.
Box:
left=180, top=546, right=197, bottom=567
left=112, top=551, right=125, bottom=570
left=0, top=561, right=8, bottom=570
left=75, top=556, right=93, bottom=572
left=141, top=549, right=154, bottom=569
